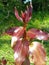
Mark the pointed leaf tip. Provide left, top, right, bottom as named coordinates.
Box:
left=27, top=28, right=49, bottom=40
left=14, top=7, right=23, bottom=22
left=6, top=27, right=24, bottom=38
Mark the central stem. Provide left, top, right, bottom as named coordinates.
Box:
left=23, top=23, right=27, bottom=40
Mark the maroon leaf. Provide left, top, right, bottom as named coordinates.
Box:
left=15, top=3, right=33, bottom=23
left=26, top=3, right=33, bottom=22
left=27, top=29, right=36, bottom=39
left=6, top=27, right=25, bottom=48
left=6, top=27, right=24, bottom=37
left=21, top=11, right=25, bottom=22
left=21, top=3, right=33, bottom=23
left=6, top=27, right=18, bottom=36
left=25, top=10, right=30, bottom=23
left=15, top=7, right=23, bottom=22
left=29, top=41, right=46, bottom=65
left=27, top=2, right=33, bottom=18
left=13, top=39, right=29, bottom=65
left=24, top=2, right=33, bottom=23
left=21, top=10, right=30, bottom=23
left=27, top=28, right=48, bottom=40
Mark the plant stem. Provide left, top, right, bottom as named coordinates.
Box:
left=23, top=23, right=27, bottom=40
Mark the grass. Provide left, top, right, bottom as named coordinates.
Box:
left=0, top=35, right=14, bottom=65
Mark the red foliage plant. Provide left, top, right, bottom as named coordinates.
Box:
left=6, top=2, right=49, bottom=65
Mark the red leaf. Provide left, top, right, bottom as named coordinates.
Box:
left=21, top=11, right=26, bottom=22
left=21, top=3, right=33, bottom=23
left=27, top=3, right=33, bottom=17
left=29, top=41, right=46, bottom=65
left=27, top=30, right=36, bottom=39
left=15, top=7, right=23, bottom=22
left=13, top=39, right=29, bottom=65
left=6, top=27, right=24, bottom=37
left=6, top=27, right=18, bottom=36
left=6, top=27, right=25, bottom=48
left=25, top=10, right=30, bottom=23
left=27, top=28, right=48, bottom=40
left=25, top=3, right=33, bottom=23
left=21, top=10, right=29, bottom=23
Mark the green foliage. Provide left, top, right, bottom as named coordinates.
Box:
left=27, top=11, right=49, bottom=31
